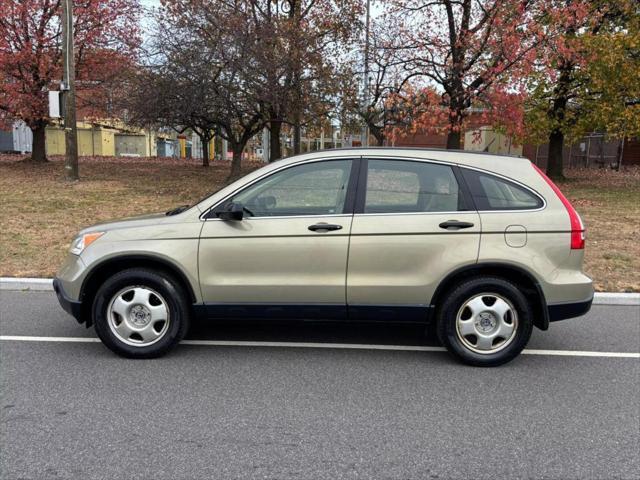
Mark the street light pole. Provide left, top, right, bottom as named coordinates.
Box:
left=362, top=0, right=371, bottom=147
left=61, top=0, right=79, bottom=180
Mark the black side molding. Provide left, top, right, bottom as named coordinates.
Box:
left=195, top=303, right=347, bottom=321
left=548, top=298, right=593, bottom=322
left=348, top=305, right=432, bottom=323
left=193, top=303, right=433, bottom=323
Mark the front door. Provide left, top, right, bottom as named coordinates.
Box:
left=346, top=157, right=481, bottom=321
left=198, top=158, right=357, bottom=319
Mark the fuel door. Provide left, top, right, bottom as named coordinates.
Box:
left=504, top=224, right=527, bottom=248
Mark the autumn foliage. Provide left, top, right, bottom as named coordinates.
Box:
left=377, top=0, right=550, bottom=149
left=380, top=0, right=639, bottom=178
left=1, top=0, right=638, bottom=179
left=524, top=0, right=640, bottom=178
left=0, top=0, right=141, bottom=162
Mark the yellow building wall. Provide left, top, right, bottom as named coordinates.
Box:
left=45, top=127, right=66, bottom=155
left=91, top=128, right=115, bottom=156
left=77, top=129, right=94, bottom=156
left=46, top=123, right=133, bottom=157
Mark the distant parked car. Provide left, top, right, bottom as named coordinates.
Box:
left=54, top=148, right=593, bottom=366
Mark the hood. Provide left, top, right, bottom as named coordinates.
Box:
left=78, top=209, right=197, bottom=235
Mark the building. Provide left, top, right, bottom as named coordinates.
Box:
left=0, top=120, right=175, bottom=158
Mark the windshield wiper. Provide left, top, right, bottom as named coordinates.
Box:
left=165, top=205, right=190, bottom=216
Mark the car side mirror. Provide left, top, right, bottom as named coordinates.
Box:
left=216, top=202, right=244, bottom=221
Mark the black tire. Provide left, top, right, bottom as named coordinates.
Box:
left=92, top=268, right=190, bottom=358
left=436, top=277, right=533, bottom=367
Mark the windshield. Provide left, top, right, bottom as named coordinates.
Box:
left=165, top=183, right=229, bottom=216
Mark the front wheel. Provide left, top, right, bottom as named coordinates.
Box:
left=436, top=277, right=533, bottom=366
left=93, top=268, right=190, bottom=358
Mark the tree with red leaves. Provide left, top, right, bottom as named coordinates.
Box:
left=0, top=0, right=140, bottom=163
left=384, top=0, right=548, bottom=149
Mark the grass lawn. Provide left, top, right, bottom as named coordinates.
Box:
left=1, top=155, right=638, bottom=292
left=556, top=167, right=640, bottom=292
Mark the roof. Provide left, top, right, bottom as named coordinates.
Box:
left=274, top=147, right=530, bottom=171
left=287, top=146, right=525, bottom=160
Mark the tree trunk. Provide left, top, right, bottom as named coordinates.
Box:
left=446, top=106, right=464, bottom=150
left=229, top=146, right=243, bottom=180
left=545, top=65, right=572, bottom=180
left=547, top=128, right=565, bottom=180
left=370, top=125, right=385, bottom=146
left=446, top=130, right=461, bottom=150
left=291, top=41, right=302, bottom=155
left=30, top=124, right=48, bottom=163
left=269, top=120, right=282, bottom=162
left=292, top=94, right=302, bottom=154
left=445, top=81, right=465, bottom=150
left=293, top=120, right=301, bottom=155
left=200, top=134, right=210, bottom=167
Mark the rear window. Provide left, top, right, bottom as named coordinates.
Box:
left=461, top=168, right=543, bottom=210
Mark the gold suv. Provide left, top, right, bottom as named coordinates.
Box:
left=54, top=148, right=593, bottom=365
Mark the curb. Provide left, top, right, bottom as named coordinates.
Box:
left=591, top=292, right=640, bottom=306
left=1, top=277, right=639, bottom=306
left=1, top=277, right=54, bottom=291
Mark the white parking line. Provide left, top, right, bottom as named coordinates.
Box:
left=0, top=335, right=638, bottom=358
left=520, top=349, right=639, bottom=358
left=0, top=335, right=102, bottom=343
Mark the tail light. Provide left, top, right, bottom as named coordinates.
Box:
left=532, top=164, right=585, bottom=249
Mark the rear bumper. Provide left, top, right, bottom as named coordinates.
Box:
left=548, top=296, right=593, bottom=322
left=53, top=277, right=85, bottom=324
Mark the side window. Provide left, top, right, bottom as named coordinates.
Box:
left=461, top=168, right=543, bottom=210
left=364, top=159, right=465, bottom=213
left=230, top=160, right=352, bottom=217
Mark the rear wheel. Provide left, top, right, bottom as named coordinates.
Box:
left=93, top=268, right=190, bottom=358
left=436, top=277, right=533, bottom=366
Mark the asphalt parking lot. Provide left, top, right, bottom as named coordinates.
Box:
left=1, top=290, right=638, bottom=480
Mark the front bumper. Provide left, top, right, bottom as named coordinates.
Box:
left=53, top=278, right=85, bottom=324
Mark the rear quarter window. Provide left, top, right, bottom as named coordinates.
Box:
left=461, top=168, right=543, bottom=210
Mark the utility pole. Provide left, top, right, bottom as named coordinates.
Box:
left=61, top=0, right=79, bottom=180
left=362, top=0, right=371, bottom=147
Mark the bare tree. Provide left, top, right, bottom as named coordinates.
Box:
left=239, top=0, right=362, bottom=160
left=127, top=0, right=360, bottom=172
left=346, top=15, right=420, bottom=146
left=125, top=19, right=222, bottom=167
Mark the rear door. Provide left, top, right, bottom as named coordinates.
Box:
left=346, top=157, right=481, bottom=321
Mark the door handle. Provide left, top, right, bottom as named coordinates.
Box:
left=439, top=220, right=475, bottom=230
left=308, top=223, right=343, bottom=232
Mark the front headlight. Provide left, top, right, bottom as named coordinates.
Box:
left=70, top=232, right=104, bottom=255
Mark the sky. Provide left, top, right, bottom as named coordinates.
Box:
left=138, top=0, right=162, bottom=41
